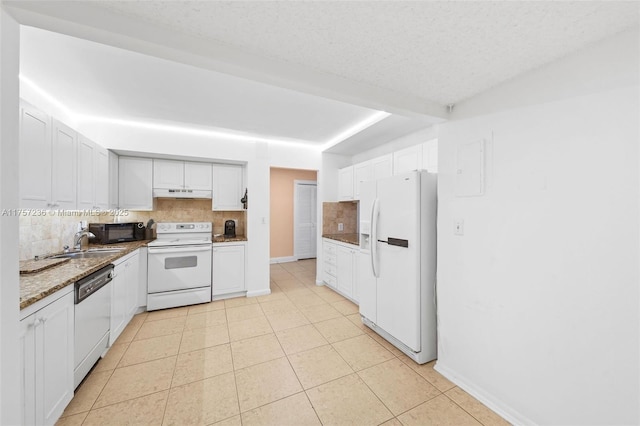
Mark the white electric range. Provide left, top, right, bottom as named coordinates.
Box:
left=147, top=222, right=212, bottom=311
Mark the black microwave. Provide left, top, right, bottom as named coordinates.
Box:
left=88, top=222, right=146, bottom=244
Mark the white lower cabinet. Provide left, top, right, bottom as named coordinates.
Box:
left=110, top=250, right=140, bottom=345
left=323, top=238, right=359, bottom=303
left=20, top=289, right=74, bottom=426
left=212, top=244, right=246, bottom=297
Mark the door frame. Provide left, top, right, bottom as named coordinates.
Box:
left=293, top=179, right=318, bottom=260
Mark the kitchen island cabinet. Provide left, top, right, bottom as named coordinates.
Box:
left=20, top=288, right=74, bottom=426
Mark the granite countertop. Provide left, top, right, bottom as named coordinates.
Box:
left=20, top=240, right=151, bottom=310
left=322, top=233, right=359, bottom=246
left=213, top=235, right=248, bottom=243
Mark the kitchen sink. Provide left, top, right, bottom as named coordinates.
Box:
left=51, top=248, right=124, bottom=259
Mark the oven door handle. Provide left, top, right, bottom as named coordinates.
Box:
left=148, top=245, right=212, bottom=254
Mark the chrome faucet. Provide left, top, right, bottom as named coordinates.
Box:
left=74, top=230, right=95, bottom=251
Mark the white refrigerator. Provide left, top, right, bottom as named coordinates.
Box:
left=358, top=170, right=437, bottom=364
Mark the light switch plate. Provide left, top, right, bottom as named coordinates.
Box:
left=454, top=220, right=464, bottom=236
left=338, top=223, right=344, bottom=231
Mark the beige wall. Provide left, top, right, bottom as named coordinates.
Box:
left=269, top=167, right=317, bottom=259
left=19, top=199, right=246, bottom=260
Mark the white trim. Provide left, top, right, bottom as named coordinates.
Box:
left=246, top=289, right=271, bottom=298
left=270, top=256, right=298, bottom=264
left=434, top=361, right=533, bottom=426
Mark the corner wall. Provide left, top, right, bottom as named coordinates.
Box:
left=436, top=28, right=639, bottom=425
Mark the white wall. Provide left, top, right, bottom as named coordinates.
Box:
left=0, top=7, right=21, bottom=425
left=436, top=28, right=639, bottom=425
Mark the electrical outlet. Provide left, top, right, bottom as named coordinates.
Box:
left=454, top=220, right=464, bottom=236
left=338, top=223, right=344, bottom=232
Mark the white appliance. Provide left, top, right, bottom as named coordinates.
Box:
left=74, top=264, right=113, bottom=388
left=147, top=222, right=212, bottom=311
left=358, top=171, right=437, bottom=364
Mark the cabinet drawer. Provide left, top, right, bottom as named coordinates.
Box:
left=324, top=252, right=337, bottom=266
left=324, top=262, right=337, bottom=277
left=324, top=243, right=337, bottom=256
left=323, top=273, right=337, bottom=288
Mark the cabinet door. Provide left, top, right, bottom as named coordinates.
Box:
left=125, top=252, right=140, bottom=320
left=372, top=154, right=393, bottom=180
left=51, top=120, right=78, bottom=210
left=338, top=166, right=354, bottom=201
left=35, top=291, right=74, bottom=426
left=393, top=145, right=423, bottom=175
left=184, top=162, right=212, bottom=190
left=153, top=159, right=184, bottom=189
left=212, top=245, right=245, bottom=296
left=95, top=147, right=110, bottom=209
left=212, top=165, right=244, bottom=210
left=76, top=135, right=96, bottom=210
left=19, top=103, right=52, bottom=208
left=421, top=139, right=438, bottom=173
left=336, top=245, right=354, bottom=298
left=119, top=157, right=153, bottom=210
left=20, top=315, right=36, bottom=426
left=110, top=262, right=127, bottom=345
left=108, top=151, right=119, bottom=209
left=353, top=162, right=373, bottom=200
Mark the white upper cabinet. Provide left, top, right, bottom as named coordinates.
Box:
left=212, top=164, right=244, bottom=210
left=393, top=144, right=423, bottom=175
left=421, top=139, right=438, bottom=173
left=119, top=157, right=153, bottom=211
left=77, top=136, right=110, bottom=210
left=153, top=159, right=184, bottom=189
left=77, top=136, right=95, bottom=210
left=338, top=166, right=354, bottom=201
left=20, top=102, right=79, bottom=210
left=20, top=103, right=52, bottom=208
left=95, top=147, right=110, bottom=209
left=353, top=162, right=373, bottom=200
left=372, top=154, right=393, bottom=180
left=50, top=120, right=78, bottom=210
left=108, top=151, right=119, bottom=209
left=184, top=162, right=213, bottom=190
left=154, top=160, right=212, bottom=190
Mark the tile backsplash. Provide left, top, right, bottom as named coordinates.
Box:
left=19, top=199, right=246, bottom=260
left=323, top=201, right=358, bottom=235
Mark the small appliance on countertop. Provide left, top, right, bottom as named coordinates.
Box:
left=88, top=222, right=146, bottom=244
left=224, top=220, right=236, bottom=238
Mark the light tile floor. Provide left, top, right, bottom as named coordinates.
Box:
left=57, top=259, right=510, bottom=426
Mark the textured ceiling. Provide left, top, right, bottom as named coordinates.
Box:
left=93, top=1, right=639, bottom=105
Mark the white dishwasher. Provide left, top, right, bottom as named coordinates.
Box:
left=74, top=264, right=113, bottom=388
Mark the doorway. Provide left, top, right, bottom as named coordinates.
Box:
left=269, top=168, right=318, bottom=263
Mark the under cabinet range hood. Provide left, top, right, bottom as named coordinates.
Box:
left=153, top=188, right=212, bottom=199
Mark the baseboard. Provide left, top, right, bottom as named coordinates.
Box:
left=270, top=256, right=297, bottom=264
left=315, top=280, right=324, bottom=286
left=434, top=361, right=534, bottom=426
left=246, top=288, right=271, bottom=297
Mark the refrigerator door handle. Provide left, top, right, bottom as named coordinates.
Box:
left=371, top=198, right=380, bottom=278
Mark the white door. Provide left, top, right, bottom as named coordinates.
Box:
left=294, top=180, right=317, bottom=259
